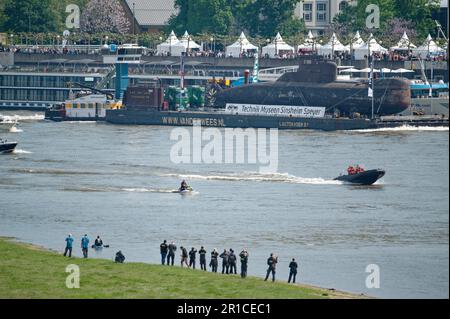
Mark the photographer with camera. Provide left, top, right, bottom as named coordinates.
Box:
left=264, top=253, right=278, bottom=282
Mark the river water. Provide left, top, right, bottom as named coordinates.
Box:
left=0, top=111, right=448, bottom=299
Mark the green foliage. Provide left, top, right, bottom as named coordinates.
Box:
left=0, top=0, right=90, bottom=33
left=167, top=0, right=234, bottom=35
left=168, top=0, right=304, bottom=37
left=238, top=0, right=304, bottom=37
left=334, top=0, right=441, bottom=40
left=2, top=0, right=59, bottom=33
left=0, top=239, right=363, bottom=299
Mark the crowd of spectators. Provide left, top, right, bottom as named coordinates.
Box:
left=1, top=43, right=447, bottom=62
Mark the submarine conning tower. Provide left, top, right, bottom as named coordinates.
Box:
left=277, top=58, right=337, bottom=83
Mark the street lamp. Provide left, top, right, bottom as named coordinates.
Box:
left=210, top=37, right=214, bottom=53
left=105, top=36, right=109, bottom=46
left=9, top=34, right=14, bottom=46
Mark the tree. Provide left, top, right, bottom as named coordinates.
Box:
left=237, top=0, right=304, bottom=37
left=80, top=0, right=130, bottom=34
left=167, top=0, right=234, bottom=35
left=334, top=0, right=440, bottom=39
left=167, top=0, right=304, bottom=37
left=333, top=0, right=396, bottom=35
left=53, top=0, right=89, bottom=32
left=392, top=0, right=440, bottom=38
left=2, top=0, right=59, bottom=33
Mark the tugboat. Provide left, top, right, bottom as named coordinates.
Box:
left=335, top=165, right=385, bottom=185
left=0, top=138, right=18, bottom=154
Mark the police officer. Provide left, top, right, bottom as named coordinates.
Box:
left=219, top=249, right=229, bottom=274
left=160, top=240, right=169, bottom=265
left=199, top=246, right=207, bottom=271
left=288, top=258, right=298, bottom=283
left=239, top=249, right=249, bottom=278
left=264, top=253, right=278, bottom=282
left=228, top=249, right=237, bottom=274
left=209, top=248, right=219, bottom=273
left=167, top=241, right=177, bottom=266
left=189, top=247, right=197, bottom=269
left=180, top=246, right=189, bottom=267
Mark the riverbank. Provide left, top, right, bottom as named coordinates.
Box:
left=0, top=238, right=366, bottom=299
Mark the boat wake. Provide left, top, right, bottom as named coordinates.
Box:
left=0, top=114, right=44, bottom=122
left=162, top=172, right=342, bottom=185
left=9, top=126, right=23, bottom=133
left=63, top=186, right=188, bottom=194
left=351, top=125, right=449, bottom=133
left=12, top=149, right=32, bottom=154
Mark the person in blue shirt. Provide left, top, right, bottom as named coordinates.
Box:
left=64, top=234, right=74, bottom=257
left=81, top=234, right=90, bottom=258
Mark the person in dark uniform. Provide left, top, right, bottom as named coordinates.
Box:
left=228, top=249, right=237, bottom=274
left=180, top=246, right=189, bottom=267
left=288, top=258, right=298, bottom=283
left=239, top=249, right=249, bottom=278
left=264, top=253, right=278, bottom=282
left=209, top=248, right=219, bottom=273
left=115, top=250, right=125, bottom=263
left=167, top=242, right=177, bottom=266
left=189, top=247, right=197, bottom=269
left=199, top=246, right=207, bottom=271
left=160, top=240, right=169, bottom=265
left=94, top=236, right=103, bottom=248
left=219, top=249, right=229, bottom=274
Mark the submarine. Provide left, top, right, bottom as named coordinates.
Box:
left=214, top=59, right=411, bottom=117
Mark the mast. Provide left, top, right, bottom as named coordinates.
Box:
left=368, top=53, right=374, bottom=119
left=252, top=48, right=259, bottom=83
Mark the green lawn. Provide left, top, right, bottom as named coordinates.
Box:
left=0, top=238, right=364, bottom=299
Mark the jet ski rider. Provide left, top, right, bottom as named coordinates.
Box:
left=180, top=180, right=189, bottom=191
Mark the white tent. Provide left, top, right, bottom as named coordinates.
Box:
left=170, top=31, right=202, bottom=56
left=156, top=31, right=180, bottom=56
left=354, top=34, right=387, bottom=60
left=297, top=30, right=322, bottom=52
left=225, top=32, right=258, bottom=57
left=412, top=34, right=445, bottom=58
left=390, top=32, right=416, bottom=51
left=262, top=33, right=295, bottom=58
left=318, top=33, right=349, bottom=56
left=345, top=31, right=365, bottom=51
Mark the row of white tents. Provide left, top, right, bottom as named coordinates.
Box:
left=157, top=30, right=447, bottom=59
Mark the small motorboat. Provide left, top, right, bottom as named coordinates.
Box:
left=0, top=116, right=17, bottom=132
left=334, top=169, right=385, bottom=185
left=0, top=139, right=18, bottom=154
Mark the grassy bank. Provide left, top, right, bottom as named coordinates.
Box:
left=0, top=238, right=364, bottom=299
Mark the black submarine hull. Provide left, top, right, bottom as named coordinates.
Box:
left=215, top=79, right=411, bottom=116
left=214, top=60, right=411, bottom=116
left=106, top=109, right=378, bottom=131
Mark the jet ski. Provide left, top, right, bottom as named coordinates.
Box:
left=334, top=169, right=385, bottom=185
left=178, top=186, right=193, bottom=194
left=0, top=139, right=18, bottom=154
